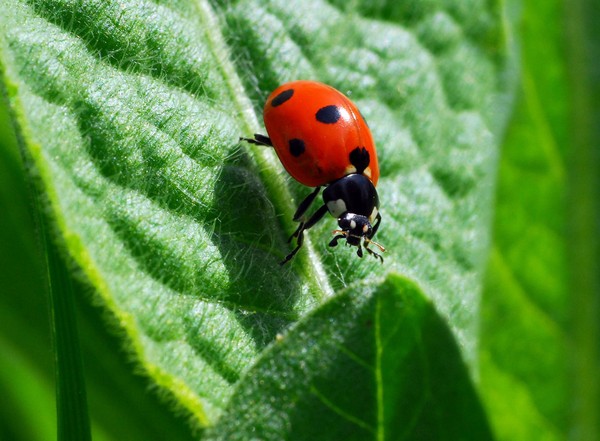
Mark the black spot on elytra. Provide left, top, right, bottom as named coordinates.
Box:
left=289, top=139, right=306, bottom=157
left=349, top=147, right=370, bottom=174
left=271, top=89, right=294, bottom=107
left=315, top=105, right=341, bottom=124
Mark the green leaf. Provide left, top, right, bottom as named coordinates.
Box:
left=207, top=273, right=494, bottom=440
left=479, top=0, right=600, bottom=439
left=46, top=233, right=91, bottom=441
left=0, top=65, right=198, bottom=441
left=566, top=0, right=600, bottom=435
left=0, top=336, right=55, bottom=441
left=0, top=0, right=515, bottom=437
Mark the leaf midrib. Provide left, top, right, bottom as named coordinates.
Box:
left=190, top=0, right=334, bottom=302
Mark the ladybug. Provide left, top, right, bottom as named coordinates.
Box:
left=242, top=80, right=384, bottom=265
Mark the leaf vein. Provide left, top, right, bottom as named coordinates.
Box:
left=309, top=385, right=376, bottom=435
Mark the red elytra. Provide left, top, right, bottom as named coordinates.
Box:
left=263, top=80, right=379, bottom=188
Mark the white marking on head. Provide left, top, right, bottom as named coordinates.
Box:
left=326, top=199, right=347, bottom=218
left=350, top=220, right=357, bottom=229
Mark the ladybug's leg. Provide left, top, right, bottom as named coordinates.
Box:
left=364, top=245, right=384, bottom=263
left=286, top=186, right=321, bottom=243
left=280, top=204, right=328, bottom=265
left=364, top=212, right=384, bottom=262
left=328, top=234, right=345, bottom=248
left=239, top=134, right=273, bottom=147
left=369, top=212, right=382, bottom=239
left=293, top=187, right=321, bottom=222
left=287, top=222, right=305, bottom=244
left=356, top=245, right=364, bottom=258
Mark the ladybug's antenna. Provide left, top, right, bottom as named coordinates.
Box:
left=364, top=237, right=386, bottom=253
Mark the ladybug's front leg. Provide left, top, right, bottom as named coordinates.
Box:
left=364, top=245, right=384, bottom=263
left=369, top=212, right=382, bottom=240
left=328, top=234, right=346, bottom=248
left=364, top=212, right=384, bottom=263
left=280, top=204, right=328, bottom=265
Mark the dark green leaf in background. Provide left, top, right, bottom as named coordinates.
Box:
left=207, top=274, right=494, bottom=441
left=565, top=0, right=600, bottom=439
left=479, top=0, right=571, bottom=436
left=480, top=0, right=600, bottom=440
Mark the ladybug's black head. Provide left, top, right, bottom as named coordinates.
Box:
left=337, top=213, right=372, bottom=246
left=329, top=213, right=384, bottom=261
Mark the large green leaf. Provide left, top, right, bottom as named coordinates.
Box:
left=207, top=274, right=494, bottom=440
left=0, top=0, right=515, bottom=438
